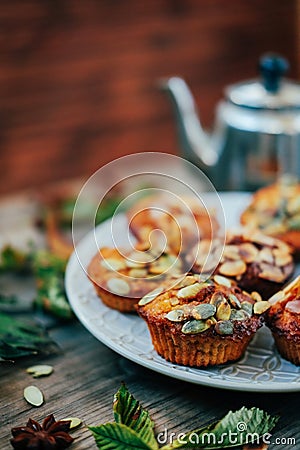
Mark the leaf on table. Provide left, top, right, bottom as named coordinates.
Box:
left=113, top=384, right=158, bottom=449
left=0, top=312, right=60, bottom=360
left=89, top=422, right=154, bottom=450
left=162, top=406, right=279, bottom=449
left=33, top=250, right=73, bottom=320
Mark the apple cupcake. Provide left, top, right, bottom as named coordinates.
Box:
left=87, top=246, right=183, bottom=313
left=266, top=275, right=300, bottom=365
left=187, top=229, right=294, bottom=299
left=137, top=273, right=267, bottom=367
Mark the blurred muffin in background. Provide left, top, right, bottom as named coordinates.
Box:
left=127, top=193, right=219, bottom=255
left=240, top=179, right=300, bottom=256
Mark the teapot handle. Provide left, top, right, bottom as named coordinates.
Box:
left=259, top=53, right=289, bottom=93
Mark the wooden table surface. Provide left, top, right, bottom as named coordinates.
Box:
left=0, top=189, right=300, bottom=450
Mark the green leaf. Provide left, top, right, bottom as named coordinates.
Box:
left=162, top=406, right=279, bottom=449
left=113, top=384, right=158, bottom=449
left=89, top=422, right=154, bottom=450
left=33, top=250, right=73, bottom=320
left=0, top=312, right=60, bottom=360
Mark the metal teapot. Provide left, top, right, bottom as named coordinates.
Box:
left=160, top=54, right=300, bottom=191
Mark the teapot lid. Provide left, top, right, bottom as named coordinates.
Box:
left=225, top=53, right=300, bottom=110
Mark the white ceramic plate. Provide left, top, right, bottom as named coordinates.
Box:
left=65, top=192, right=300, bottom=392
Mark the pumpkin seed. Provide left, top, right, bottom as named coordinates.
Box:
left=24, top=385, right=44, bottom=407
left=216, top=301, right=231, bottom=321
left=165, top=309, right=185, bottom=322
left=26, top=365, right=53, bottom=378
left=210, top=291, right=226, bottom=307
left=253, top=301, right=271, bottom=314
left=177, top=282, right=204, bottom=299
left=215, top=320, right=234, bottom=335
left=240, top=301, right=253, bottom=316
left=107, top=278, right=130, bottom=296
left=191, top=303, right=216, bottom=320
left=62, top=417, right=82, bottom=430
left=206, top=317, right=217, bottom=326
left=213, top=275, right=232, bottom=287
left=228, top=294, right=241, bottom=309
left=230, top=309, right=250, bottom=321
left=138, top=286, right=164, bottom=306
left=181, top=319, right=211, bottom=334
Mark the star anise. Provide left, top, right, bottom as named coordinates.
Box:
left=10, top=414, right=74, bottom=449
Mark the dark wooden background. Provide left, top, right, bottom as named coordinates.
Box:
left=0, top=0, right=298, bottom=195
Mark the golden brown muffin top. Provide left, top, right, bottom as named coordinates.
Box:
left=127, top=193, right=219, bottom=254
left=240, top=180, right=300, bottom=238
left=188, top=228, right=294, bottom=285
left=137, top=274, right=267, bottom=340
left=87, top=246, right=183, bottom=299
left=267, top=276, right=300, bottom=338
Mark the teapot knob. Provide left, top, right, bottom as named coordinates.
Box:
left=259, top=53, right=289, bottom=93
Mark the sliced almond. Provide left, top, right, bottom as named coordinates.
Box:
left=213, top=274, right=232, bottom=288
left=100, top=258, right=127, bottom=271
left=238, top=243, right=258, bottom=263
left=258, top=263, right=285, bottom=283
left=24, top=386, right=44, bottom=407
left=138, top=286, right=164, bottom=306
left=285, top=299, right=300, bottom=314
left=177, top=282, right=204, bottom=299
left=128, top=268, right=148, bottom=278
left=268, top=290, right=285, bottom=305
left=257, top=248, right=274, bottom=264
left=223, top=245, right=241, bottom=261
left=253, top=301, right=271, bottom=314
left=219, top=260, right=247, bottom=277
left=272, top=248, right=293, bottom=267
left=107, top=278, right=130, bottom=296
left=249, top=232, right=276, bottom=247
left=276, top=240, right=293, bottom=254
left=126, top=251, right=154, bottom=267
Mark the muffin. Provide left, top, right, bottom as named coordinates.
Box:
left=127, top=193, right=219, bottom=254
left=240, top=179, right=300, bottom=256
left=137, top=273, right=267, bottom=367
left=187, top=229, right=294, bottom=299
left=266, top=275, right=300, bottom=365
left=87, top=246, right=183, bottom=312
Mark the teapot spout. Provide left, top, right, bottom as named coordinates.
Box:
left=159, top=77, right=218, bottom=168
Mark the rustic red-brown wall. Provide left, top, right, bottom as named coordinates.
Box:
left=0, top=0, right=298, bottom=194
